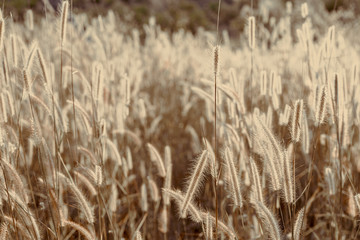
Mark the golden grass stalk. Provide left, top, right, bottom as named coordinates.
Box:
left=249, top=157, right=263, bottom=203
left=291, top=99, right=304, bottom=143
left=180, top=150, right=208, bottom=218
left=62, top=220, right=95, bottom=240
left=248, top=16, right=256, bottom=50
left=224, top=146, right=242, bottom=209
left=0, top=13, right=4, bottom=53
left=163, top=146, right=172, bottom=206
left=158, top=206, right=168, bottom=233
left=355, top=194, right=360, bottom=214
left=253, top=200, right=281, bottom=240
left=325, top=167, right=336, bottom=196
left=1, top=156, right=29, bottom=203
left=260, top=70, right=267, bottom=96
left=147, top=143, right=166, bottom=178
left=60, top=0, right=69, bottom=45
left=253, top=115, right=283, bottom=191
left=315, top=85, right=327, bottom=126
left=148, top=178, right=160, bottom=203
left=283, top=143, right=294, bottom=203
left=77, top=146, right=98, bottom=165
left=347, top=187, right=356, bottom=217
left=74, top=171, right=97, bottom=196
left=301, top=3, right=308, bottom=18
left=293, top=208, right=305, bottom=240
left=205, top=212, right=213, bottom=240
left=95, top=165, right=102, bottom=186
left=162, top=188, right=202, bottom=222
left=140, top=183, right=148, bottom=212
left=135, top=230, right=143, bottom=240
left=68, top=181, right=94, bottom=223
left=0, top=222, right=8, bottom=240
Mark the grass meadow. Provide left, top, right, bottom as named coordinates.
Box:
left=0, top=0, right=359, bottom=239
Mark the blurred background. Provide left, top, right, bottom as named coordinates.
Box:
left=4, top=0, right=360, bottom=37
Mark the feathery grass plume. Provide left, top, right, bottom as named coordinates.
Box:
left=272, top=93, right=279, bottom=110
left=266, top=106, right=273, bottom=127
left=301, top=112, right=310, bottom=154
left=293, top=208, right=305, bottom=240
left=25, top=10, right=34, bottom=30
left=29, top=93, right=52, bottom=117
left=30, top=116, right=42, bottom=146
left=135, top=230, right=143, bottom=240
left=291, top=99, right=304, bottom=143
left=158, top=206, right=168, bottom=233
left=325, top=167, right=336, bottom=196
left=326, top=25, right=335, bottom=55
left=0, top=222, right=8, bottom=240
left=2, top=215, right=28, bottom=239
left=203, top=138, right=217, bottom=178
left=268, top=71, right=275, bottom=96
left=249, top=157, right=263, bottom=203
left=10, top=34, right=17, bottom=65
left=204, top=212, right=213, bottom=240
left=91, top=62, right=103, bottom=101
left=329, top=73, right=338, bottom=124
left=253, top=200, right=281, bottom=240
left=140, top=183, right=148, bottom=212
left=77, top=146, right=97, bottom=165
left=126, top=146, right=133, bottom=170
left=201, top=212, right=236, bottom=240
left=74, top=171, right=97, bottom=197
left=162, top=188, right=202, bottom=222
left=27, top=210, right=41, bottom=240
left=0, top=13, right=4, bottom=53
left=68, top=182, right=94, bottom=223
left=301, top=3, right=308, bottom=18
left=22, top=69, right=31, bottom=93
left=106, top=138, right=122, bottom=166
left=355, top=194, right=360, bottom=214
left=284, top=104, right=291, bottom=125
left=109, top=184, right=118, bottom=212
left=95, top=165, right=102, bottom=186
left=180, top=150, right=209, bottom=218
left=213, top=45, right=220, bottom=78
left=253, top=115, right=283, bottom=190
left=352, top=64, right=358, bottom=89
left=283, top=143, right=294, bottom=203
left=315, top=85, right=327, bottom=126
left=48, top=189, right=62, bottom=228
left=339, top=106, right=350, bottom=147
left=147, top=143, right=166, bottom=178
left=25, top=42, right=38, bottom=72
left=248, top=16, right=256, bottom=49
left=347, top=188, right=356, bottom=217
left=148, top=177, right=160, bottom=202
left=36, top=48, right=49, bottom=84
left=5, top=194, right=41, bottom=240
left=274, top=75, right=282, bottom=94
left=60, top=0, right=69, bottom=45
left=1, top=94, right=7, bottom=123
left=1, top=156, right=29, bottom=203
left=62, top=220, right=95, bottom=240
left=223, top=146, right=243, bottom=209
left=164, top=145, right=172, bottom=169
left=163, top=146, right=172, bottom=205
left=138, top=98, right=147, bottom=122
left=286, top=1, right=293, bottom=14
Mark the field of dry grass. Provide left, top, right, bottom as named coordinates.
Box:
left=0, top=1, right=360, bottom=239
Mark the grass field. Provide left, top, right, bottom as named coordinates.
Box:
left=0, top=1, right=359, bottom=239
